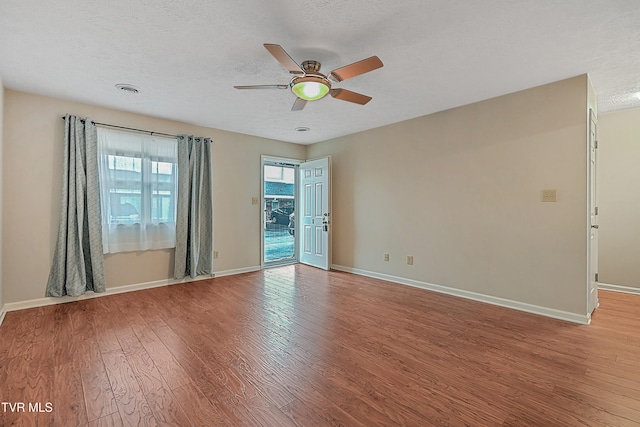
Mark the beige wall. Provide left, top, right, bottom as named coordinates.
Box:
left=2, top=76, right=594, bottom=316
left=2, top=90, right=305, bottom=304
left=0, top=77, right=4, bottom=311
left=598, top=107, right=640, bottom=289
left=308, top=75, right=590, bottom=316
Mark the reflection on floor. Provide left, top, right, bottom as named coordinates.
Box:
left=265, top=224, right=295, bottom=263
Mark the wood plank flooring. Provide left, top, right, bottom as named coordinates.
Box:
left=1, top=264, right=639, bottom=426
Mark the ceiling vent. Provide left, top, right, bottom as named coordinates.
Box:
left=115, top=84, right=140, bottom=94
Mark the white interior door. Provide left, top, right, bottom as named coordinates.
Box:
left=588, top=109, right=599, bottom=315
left=298, top=157, right=331, bottom=270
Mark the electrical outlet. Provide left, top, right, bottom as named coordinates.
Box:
left=213, top=251, right=219, bottom=259
left=407, top=255, right=413, bottom=265
left=252, top=197, right=260, bottom=205
left=384, top=253, right=390, bottom=262
left=541, top=189, right=557, bottom=202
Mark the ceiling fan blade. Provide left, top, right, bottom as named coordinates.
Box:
left=234, top=84, right=289, bottom=90
left=330, top=89, right=372, bottom=105
left=264, top=44, right=305, bottom=75
left=329, top=56, right=383, bottom=82
left=292, top=97, right=307, bottom=111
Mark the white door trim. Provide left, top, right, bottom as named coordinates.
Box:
left=587, top=108, right=599, bottom=317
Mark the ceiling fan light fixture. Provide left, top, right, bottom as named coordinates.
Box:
left=291, top=76, right=330, bottom=101
left=234, top=44, right=383, bottom=110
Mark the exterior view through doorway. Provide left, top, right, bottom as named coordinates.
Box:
left=263, top=158, right=298, bottom=266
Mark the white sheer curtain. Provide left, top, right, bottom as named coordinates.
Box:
left=97, top=128, right=178, bottom=253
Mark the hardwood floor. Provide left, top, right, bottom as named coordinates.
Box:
left=1, top=264, right=639, bottom=426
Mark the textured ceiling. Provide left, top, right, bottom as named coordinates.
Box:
left=1, top=0, right=639, bottom=144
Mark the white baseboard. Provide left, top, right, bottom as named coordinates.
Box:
left=1, top=265, right=262, bottom=315
left=598, top=283, right=640, bottom=295
left=0, top=304, right=6, bottom=328
left=331, top=264, right=590, bottom=325
left=214, top=265, right=262, bottom=278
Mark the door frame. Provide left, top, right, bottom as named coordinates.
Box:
left=587, top=108, right=599, bottom=318
left=261, top=155, right=302, bottom=269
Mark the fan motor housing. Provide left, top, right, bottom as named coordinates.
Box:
left=301, top=60, right=321, bottom=73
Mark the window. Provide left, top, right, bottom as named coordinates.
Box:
left=264, top=164, right=295, bottom=182
left=97, top=128, right=178, bottom=253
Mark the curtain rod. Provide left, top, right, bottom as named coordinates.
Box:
left=60, top=116, right=178, bottom=138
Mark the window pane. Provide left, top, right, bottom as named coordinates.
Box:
left=109, top=155, right=141, bottom=172
left=108, top=155, right=142, bottom=186
left=152, top=190, right=174, bottom=222
left=109, top=190, right=141, bottom=223
left=264, top=165, right=283, bottom=180
left=282, top=167, right=295, bottom=183
left=151, top=161, right=175, bottom=222
left=152, top=161, right=173, bottom=175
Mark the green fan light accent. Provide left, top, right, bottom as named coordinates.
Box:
left=291, top=79, right=330, bottom=101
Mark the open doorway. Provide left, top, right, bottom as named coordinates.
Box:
left=262, top=157, right=300, bottom=267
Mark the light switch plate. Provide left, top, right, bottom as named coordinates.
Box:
left=542, top=189, right=557, bottom=202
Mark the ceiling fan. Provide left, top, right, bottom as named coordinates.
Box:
left=234, top=43, right=383, bottom=111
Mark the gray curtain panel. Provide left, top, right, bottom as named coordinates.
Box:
left=46, top=115, right=106, bottom=297
left=174, top=135, right=214, bottom=279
